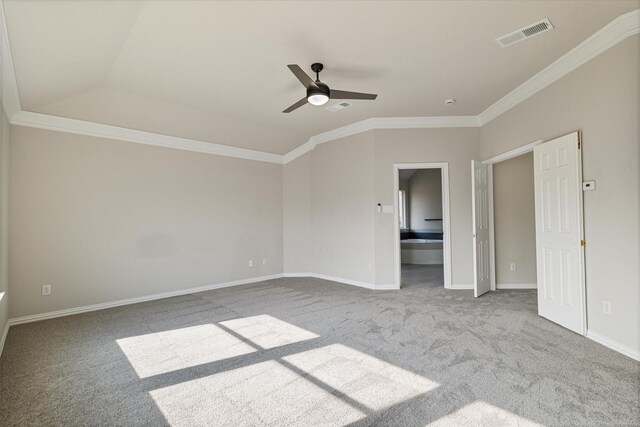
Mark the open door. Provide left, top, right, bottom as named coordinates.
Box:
left=534, top=132, right=586, bottom=334
left=472, top=160, right=490, bottom=297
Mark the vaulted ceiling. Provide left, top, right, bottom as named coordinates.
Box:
left=3, top=1, right=637, bottom=154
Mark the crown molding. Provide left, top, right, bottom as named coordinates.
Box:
left=478, top=8, right=640, bottom=126
left=283, top=116, right=480, bottom=163
left=1, top=1, right=637, bottom=165
left=12, top=111, right=284, bottom=164
left=0, top=1, right=21, bottom=118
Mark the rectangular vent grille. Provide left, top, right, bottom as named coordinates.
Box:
left=495, top=19, right=553, bottom=47
left=325, top=102, right=352, bottom=112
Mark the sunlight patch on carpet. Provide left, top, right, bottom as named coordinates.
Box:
left=220, top=314, right=319, bottom=349
left=283, top=343, right=439, bottom=411
left=429, top=401, right=543, bottom=426
left=149, top=360, right=365, bottom=426
left=116, top=324, right=256, bottom=378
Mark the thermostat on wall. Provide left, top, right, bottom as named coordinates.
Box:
left=582, top=180, right=596, bottom=191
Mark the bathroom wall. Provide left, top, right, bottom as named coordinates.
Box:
left=408, top=169, right=443, bottom=232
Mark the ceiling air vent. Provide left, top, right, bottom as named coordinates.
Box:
left=495, top=18, right=554, bottom=48
left=325, top=102, right=352, bottom=112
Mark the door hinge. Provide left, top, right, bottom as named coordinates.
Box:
left=580, top=239, right=586, bottom=247
left=577, top=132, right=582, bottom=149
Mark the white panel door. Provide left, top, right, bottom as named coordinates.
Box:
left=534, top=132, right=586, bottom=334
left=472, top=161, right=490, bottom=297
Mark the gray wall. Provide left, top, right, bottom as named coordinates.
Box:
left=481, top=35, right=639, bottom=353
left=310, top=133, right=376, bottom=284
left=283, top=152, right=312, bottom=274
left=283, top=128, right=480, bottom=288
left=0, top=105, right=9, bottom=348
left=374, top=128, right=480, bottom=286
left=408, top=169, right=442, bottom=231
left=9, top=126, right=283, bottom=318
left=493, top=153, right=536, bottom=287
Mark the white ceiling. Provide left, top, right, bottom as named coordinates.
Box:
left=4, top=1, right=638, bottom=155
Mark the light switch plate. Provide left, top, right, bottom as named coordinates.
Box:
left=582, top=180, right=596, bottom=191
left=382, top=205, right=394, bottom=214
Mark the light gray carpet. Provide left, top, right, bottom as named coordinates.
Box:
left=1, top=277, right=638, bottom=426
left=401, top=263, right=444, bottom=288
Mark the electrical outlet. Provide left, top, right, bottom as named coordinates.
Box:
left=248, top=260, right=253, bottom=267
left=42, top=285, right=52, bottom=296
left=510, top=262, right=517, bottom=271
left=602, top=300, right=611, bottom=315
left=262, top=258, right=267, bottom=266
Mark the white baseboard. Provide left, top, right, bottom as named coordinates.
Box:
left=449, top=283, right=473, bottom=290
left=310, top=273, right=376, bottom=290
left=586, top=330, right=640, bottom=362
left=374, top=283, right=398, bottom=290
left=283, top=272, right=313, bottom=278
left=0, top=321, right=9, bottom=359
left=286, top=272, right=398, bottom=290
left=496, top=283, right=537, bottom=289
left=6, top=272, right=394, bottom=329
left=3, top=274, right=637, bottom=363
left=8, top=274, right=284, bottom=326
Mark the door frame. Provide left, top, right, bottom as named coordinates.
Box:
left=483, top=140, right=542, bottom=291
left=393, top=163, right=452, bottom=289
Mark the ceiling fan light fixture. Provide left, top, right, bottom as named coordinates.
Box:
left=307, top=93, right=329, bottom=106
left=283, top=63, right=377, bottom=113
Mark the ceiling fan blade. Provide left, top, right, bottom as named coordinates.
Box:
left=283, top=97, right=308, bottom=113
left=288, top=64, right=318, bottom=90
left=330, top=89, right=377, bottom=100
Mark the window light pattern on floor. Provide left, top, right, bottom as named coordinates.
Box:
left=428, top=401, right=543, bottom=426
left=116, top=323, right=256, bottom=378
left=119, top=314, right=439, bottom=425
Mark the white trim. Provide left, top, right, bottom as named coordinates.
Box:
left=393, top=163, right=452, bottom=290
left=0, top=1, right=21, bottom=118
left=283, top=272, right=313, bottom=278
left=478, top=9, right=640, bottom=125
left=11, top=111, right=284, bottom=164
left=0, top=320, right=8, bottom=358
left=487, top=164, right=496, bottom=291
left=587, top=330, right=640, bottom=362
left=496, top=283, right=537, bottom=289
left=309, top=273, right=376, bottom=290
left=485, top=141, right=540, bottom=294
left=285, top=272, right=395, bottom=290
left=485, top=141, right=542, bottom=293
left=483, top=140, right=542, bottom=164
left=449, top=284, right=474, bottom=290
left=3, top=272, right=396, bottom=338
left=7, top=274, right=283, bottom=326
left=0, top=8, right=637, bottom=163
left=283, top=116, right=480, bottom=163
left=374, top=283, right=397, bottom=290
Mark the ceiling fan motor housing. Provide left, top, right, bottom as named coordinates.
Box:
left=307, top=82, right=330, bottom=98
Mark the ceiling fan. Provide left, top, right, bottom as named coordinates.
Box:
left=283, top=63, right=377, bottom=113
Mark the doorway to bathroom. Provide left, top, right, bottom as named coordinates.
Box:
left=393, top=163, right=452, bottom=289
